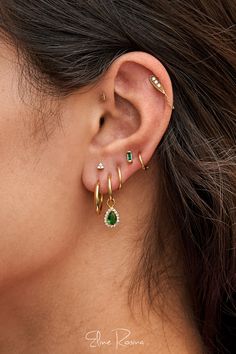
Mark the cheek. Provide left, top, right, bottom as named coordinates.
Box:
left=0, top=44, right=87, bottom=287
left=0, top=103, right=85, bottom=288
left=0, top=141, right=84, bottom=287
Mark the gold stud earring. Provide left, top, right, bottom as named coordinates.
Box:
left=94, top=180, right=103, bottom=215
left=100, top=92, right=107, bottom=102
left=149, top=75, right=175, bottom=110
left=138, top=152, right=149, bottom=171
left=104, top=174, right=120, bottom=228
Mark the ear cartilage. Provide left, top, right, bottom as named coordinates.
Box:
left=149, top=75, right=175, bottom=110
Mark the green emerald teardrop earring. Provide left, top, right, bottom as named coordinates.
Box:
left=104, top=174, right=120, bottom=228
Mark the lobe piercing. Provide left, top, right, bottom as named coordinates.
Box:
left=97, top=162, right=105, bottom=170
left=117, top=166, right=122, bottom=189
left=94, top=180, right=103, bottom=215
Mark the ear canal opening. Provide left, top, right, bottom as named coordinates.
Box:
left=99, top=116, right=105, bottom=128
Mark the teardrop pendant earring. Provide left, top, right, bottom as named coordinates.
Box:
left=104, top=174, right=120, bottom=228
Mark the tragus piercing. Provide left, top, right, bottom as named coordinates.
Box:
left=100, top=92, right=107, bottom=102
left=149, top=75, right=175, bottom=110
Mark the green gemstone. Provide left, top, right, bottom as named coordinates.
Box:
left=107, top=211, right=118, bottom=226
left=126, top=151, right=133, bottom=163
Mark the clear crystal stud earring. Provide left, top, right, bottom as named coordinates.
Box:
left=97, top=162, right=105, bottom=170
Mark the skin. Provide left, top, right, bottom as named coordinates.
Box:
left=0, top=40, right=205, bottom=353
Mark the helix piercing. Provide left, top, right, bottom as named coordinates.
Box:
left=149, top=75, right=174, bottom=110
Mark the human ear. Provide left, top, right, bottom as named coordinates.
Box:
left=82, top=51, right=174, bottom=194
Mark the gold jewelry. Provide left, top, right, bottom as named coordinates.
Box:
left=104, top=174, right=120, bottom=228
left=117, top=166, right=122, bottom=189
left=94, top=180, right=103, bottom=215
left=107, top=173, right=113, bottom=199
left=138, top=152, right=149, bottom=171
left=100, top=92, right=106, bottom=102
left=126, top=150, right=133, bottom=163
left=149, top=75, right=175, bottom=110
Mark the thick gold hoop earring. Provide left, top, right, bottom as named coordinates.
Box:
left=94, top=180, right=103, bottom=215
left=104, top=174, right=120, bottom=228
left=117, top=166, right=122, bottom=190
left=138, top=152, right=149, bottom=171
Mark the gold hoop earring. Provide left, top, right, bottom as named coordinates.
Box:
left=117, top=166, right=122, bottom=189
left=94, top=180, right=103, bottom=215
left=104, top=174, right=120, bottom=228
left=138, top=152, right=149, bottom=171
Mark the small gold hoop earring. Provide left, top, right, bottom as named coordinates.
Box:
left=117, top=166, right=122, bottom=190
left=138, top=152, right=149, bottom=171
left=94, top=180, right=103, bottom=215
left=107, top=173, right=113, bottom=202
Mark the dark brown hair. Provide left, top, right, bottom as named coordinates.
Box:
left=0, top=1, right=235, bottom=353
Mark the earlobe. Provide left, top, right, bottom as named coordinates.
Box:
left=82, top=51, right=174, bottom=198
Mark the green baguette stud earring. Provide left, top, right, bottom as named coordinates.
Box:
left=126, top=150, right=133, bottom=164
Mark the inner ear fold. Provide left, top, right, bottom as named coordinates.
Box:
left=92, top=92, right=141, bottom=148
left=92, top=59, right=163, bottom=150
